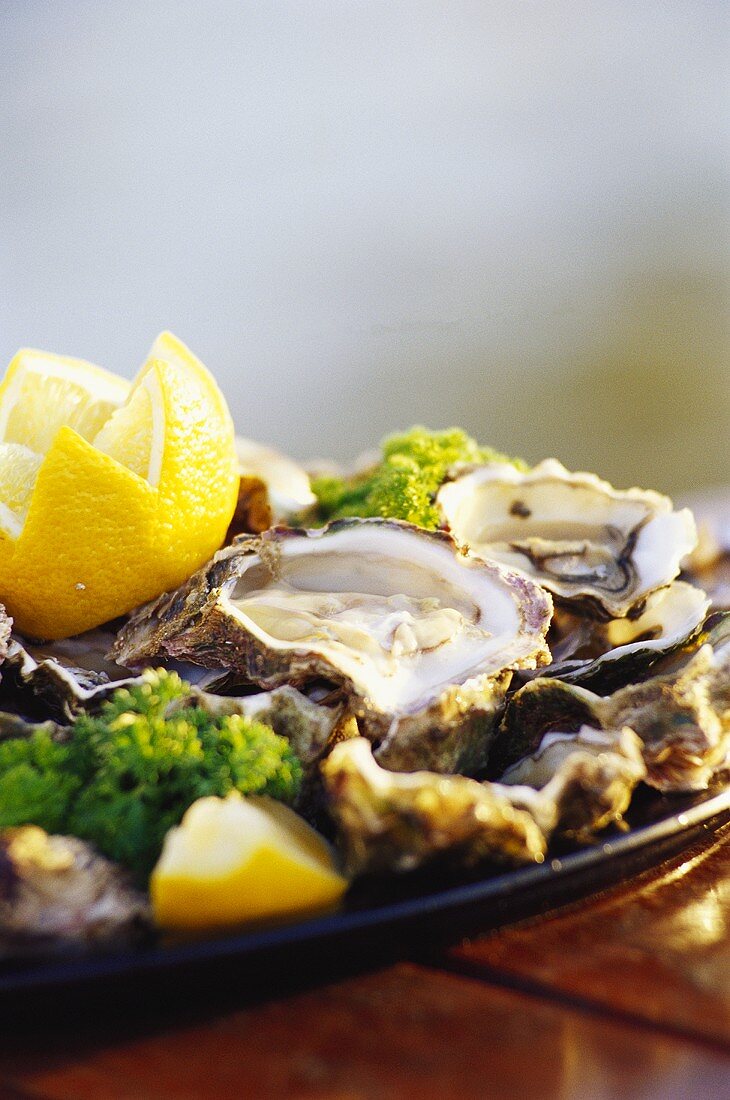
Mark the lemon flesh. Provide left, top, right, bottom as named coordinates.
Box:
left=151, top=794, right=349, bottom=931
left=0, top=349, right=130, bottom=453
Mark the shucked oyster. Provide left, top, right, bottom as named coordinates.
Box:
left=113, top=520, right=553, bottom=774
left=501, top=725, right=646, bottom=839
left=437, top=459, right=697, bottom=618
left=493, top=642, right=730, bottom=792
left=531, top=581, right=710, bottom=693
left=322, top=730, right=645, bottom=876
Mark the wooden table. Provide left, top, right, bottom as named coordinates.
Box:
left=2, top=823, right=729, bottom=1099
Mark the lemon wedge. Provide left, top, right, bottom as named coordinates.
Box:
left=0, top=332, right=239, bottom=639
left=151, top=794, right=349, bottom=931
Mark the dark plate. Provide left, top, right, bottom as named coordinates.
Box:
left=2, top=780, right=728, bottom=1020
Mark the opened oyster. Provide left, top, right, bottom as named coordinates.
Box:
left=322, top=737, right=547, bottom=874
left=493, top=641, right=730, bottom=792
left=532, top=580, right=710, bottom=692
left=113, top=519, right=553, bottom=773
left=322, top=730, right=645, bottom=876
left=0, top=635, right=136, bottom=722
left=0, top=826, right=150, bottom=957
left=437, top=459, right=697, bottom=618
left=501, top=725, right=646, bottom=839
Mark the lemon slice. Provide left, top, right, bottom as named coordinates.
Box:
left=0, top=443, right=44, bottom=538
left=93, top=370, right=158, bottom=481
left=0, top=349, right=130, bottom=454
left=151, top=794, right=349, bottom=931
left=0, top=332, right=239, bottom=639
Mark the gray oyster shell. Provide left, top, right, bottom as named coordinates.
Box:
left=529, top=581, right=710, bottom=693
left=321, top=737, right=547, bottom=875
left=493, top=642, right=730, bottom=792
left=113, top=520, right=553, bottom=775
left=0, top=635, right=136, bottom=723
left=0, top=826, right=151, bottom=957
left=169, top=683, right=345, bottom=769
left=501, top=725, right=646, bottom=839
left=437, top=459, right=697, bottom=618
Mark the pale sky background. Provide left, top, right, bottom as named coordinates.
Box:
left=1, top=1, right=728, bottom=494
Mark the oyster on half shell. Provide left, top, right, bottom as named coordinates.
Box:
left=492, top=642, right=730, bottom=792
left=437, top=459, right=697, bottom=618
left=113, top=519, right=553, bottom=774
left=529, top=580, right=710, bottom=693
left=501, top=725, right=646, bottom=839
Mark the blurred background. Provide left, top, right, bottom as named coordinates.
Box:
left=1, top=1, right=728, bottom=495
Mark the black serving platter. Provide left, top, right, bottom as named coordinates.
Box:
left=1, top=779, right=728, bottom=1022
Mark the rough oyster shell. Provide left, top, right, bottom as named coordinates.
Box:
left=501, top=725, right=646, bottom=839
left=113, top=520, right=553, bottom=774
left=169, top=683, right=345, bottom=770
left=493, top=643, right=730, bottom=792
left=530, top=580, right=710, bottom=692
left=0, top=635, right=136, bottom=723
left=437, top=459, right=697, bottom=618
left=321, top=737, right=547, bottom=875
left=0, top=826, right=151, bottom=957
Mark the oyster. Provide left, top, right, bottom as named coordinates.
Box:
left=322, top=737, right=547, bottom=875
left=169, top=683, right=346, bottom=769
left=493, top=644, right=730, bottom=791
left=113, top=520, right=553, bottom=774
left=0, top=826, right=151, bottom=957
left=0, top=635, right=136, bottom=722
left=230, top=437, right=317, bottom=535
left=436, top=459, right=697, bottom=618
left=531, top=581, right=710, bottom=692
left=501, top=725, right=646, bottom=839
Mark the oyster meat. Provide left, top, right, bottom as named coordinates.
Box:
left=437, top=459, right=697, bottom=618
left=113, top=519, right=553, bottom=774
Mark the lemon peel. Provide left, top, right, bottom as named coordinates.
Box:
left=0, top=333, right=239, bottom=639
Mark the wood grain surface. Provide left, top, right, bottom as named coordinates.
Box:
left=2, top=830, right=729, bottom=1099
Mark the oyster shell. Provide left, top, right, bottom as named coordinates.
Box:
left=493, top=644, right=730, bottom=791
left=113, top=520, right=553, bottom=774
left=0, top=826, right=150, bottom=957
left=501, top=725, right=646, bottom=839
left=230, top=437, right=317, bottom=535
left=437, top=459, right=697, bottom=618
left=530, top=581, right=710, bottom=692
left=0, top=636, right=136, bottom=723
left=321, top=737, right=547, bottom=875
left=169, top=683, right=345, bottom=769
